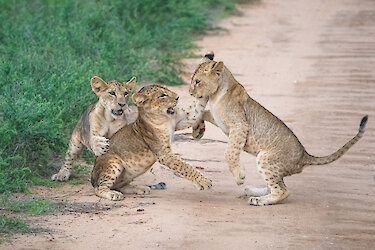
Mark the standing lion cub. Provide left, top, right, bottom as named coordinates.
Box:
left=190, top=52, right=368, bottom=206
left=52, top=76, right=135, bottom=181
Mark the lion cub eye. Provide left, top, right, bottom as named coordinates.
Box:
left=159, top=93, right=168, bottom=98
left=195, top=79, right=200, bottom=85
left=124, top=91, right=129, bottom=96
left=109, top=91, right=116, bottom=96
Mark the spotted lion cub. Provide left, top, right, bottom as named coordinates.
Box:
left=190, top=52, right=368, bottom=206
left=52, top=76, right=136, bottom=181
left=91, top=84, right=211, bottom=201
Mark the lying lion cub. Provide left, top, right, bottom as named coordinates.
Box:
left=91, top=84, right=212, bottom=200
left=52, top=76, right=135, bottom=181
left=190, top=52, right=368, bottom=206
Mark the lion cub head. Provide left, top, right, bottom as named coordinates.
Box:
left=132, top=85, right=179, bottom=118
left=91, top=76, right=136, bottom=119
left=189, top=52, right=225, bottom=99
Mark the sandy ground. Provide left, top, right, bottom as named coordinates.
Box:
left=5, top=0, right=375, bottom=249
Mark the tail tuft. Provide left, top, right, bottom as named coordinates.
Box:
left=359, top=115, right=368, bottom=132
left=204, top=51, right=214, bottom=61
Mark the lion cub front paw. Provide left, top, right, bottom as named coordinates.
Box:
left=192, top=120, right=205, bottom=140
left=92, top=136, right=110, bottom=156
left=51, top=168, right=71, bottom=182
left=194, top=176, right=212, bottom=190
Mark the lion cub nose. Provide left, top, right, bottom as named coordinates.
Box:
left=118, top=103, right=126, bottom=107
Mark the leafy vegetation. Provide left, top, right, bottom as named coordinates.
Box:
left=29, top=176, right=60, bottom=188
left=0, top=215, right=30, bottom=235
left=0, top=196, right=58, bottom=216
left=68, top=179, right=85, bottom=186
left=0, top=0, right=250, bottom=194
left=0, top=196, right=56, bottom=240
left=6, top=199, right=57, bottom=216
left=72, top=165, right=90, bottom=175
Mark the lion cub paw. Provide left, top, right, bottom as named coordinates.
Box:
left=120, top=185, right=151, bottom=195
left=231, top=167, right=246, bottom=185
left=133, top=186, right=151, bottom=195
left=248, top=191, right=289, bottom=206
left=104, top=190, right=124, bottom=201
left=192, top=120, right=205, bottom=140
left=248, top=196, right=267, bottom=206
left=92, top=136, right=110, bottom=156
left=51, top=168, right=71, bottom=182
left=194, top=176, right=212, bottom=190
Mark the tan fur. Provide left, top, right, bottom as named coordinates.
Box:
left=91, top=85, right=211, bottom=201
left=51, top=76, right=136, bottom=181
left=190, top=52, right=368, bottom=206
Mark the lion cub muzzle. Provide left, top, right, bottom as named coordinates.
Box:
left=111, top=108, right=125, bottom=116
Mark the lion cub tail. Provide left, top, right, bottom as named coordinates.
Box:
left=301, top=115, right=368, bottom=166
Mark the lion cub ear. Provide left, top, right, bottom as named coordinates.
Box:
left=127, top=76, right=136, bottom=90
left=132, top=93, right=147, bottom=106
left=91, top=76, right=109, bottom=95
left=210, top=61, right=224, bottom=76
left=201, top=51, right=215, bottom=63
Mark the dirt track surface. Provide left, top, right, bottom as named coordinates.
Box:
left=6, top=0, right=375, bottom=249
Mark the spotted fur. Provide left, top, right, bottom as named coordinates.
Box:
left=91, top=85, right=211, bottom=201
left=190, top=52, right=368, bottom=206
left=51, top=76, right=136, bottom=182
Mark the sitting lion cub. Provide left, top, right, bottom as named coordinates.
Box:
left=52, top=76, right=136, bottom=181
left=91, top=84, right=212, bottom=200
left=190, top=52, right=368, bottom=206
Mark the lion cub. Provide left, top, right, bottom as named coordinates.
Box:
left=190, top=52, right=368, bottom=206
left=52, top=76, right=136, bottom=181
left=91, top=84, right=211, bottom=201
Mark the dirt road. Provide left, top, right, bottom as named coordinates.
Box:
left=6, top=0, right=375, bottom=249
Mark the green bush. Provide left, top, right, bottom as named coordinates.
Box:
left=0, top=0, right=249, bottom=193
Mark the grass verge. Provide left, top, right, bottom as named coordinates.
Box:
left=0, top=0, right=253, bottom=194
left=1, top=196, right=58, bottom=216
left=0, top=215, right=30, bottom=235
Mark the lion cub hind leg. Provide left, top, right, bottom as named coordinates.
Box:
left=248, top=154, right=290, bottom=206
left=118, top=184, right=151, bottom=195
left=248, top=179, right=290, bottom=206
left=52, top=130, right=83, bottom=181
left=92, top=155, right=125, bottom=201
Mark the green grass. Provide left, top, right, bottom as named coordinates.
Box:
left=1, top=196, right=58, bottom=216
left=0, top=215, right=30, bottom=235
left=0, top=0, right=252, bottom=194
left=30, top=176, right=61, bottom=188
left=68, top=179, right=85, bottom=186
left=72, top=165, right=90, bottom=175
left=0, top=196, right=54, bottom=241
left=6, top=199, right=57, bottom=216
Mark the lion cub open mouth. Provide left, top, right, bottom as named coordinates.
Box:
left=166, top=107, right=175, bottom=115
left=111, top=109, right=124, bottom=116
